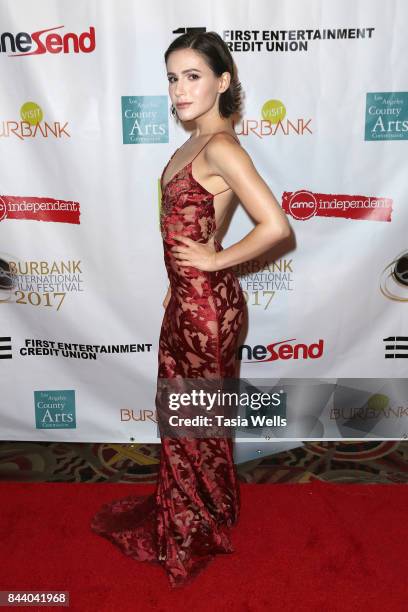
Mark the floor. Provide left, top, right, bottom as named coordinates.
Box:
left=1, top=440, right=407, bottom=484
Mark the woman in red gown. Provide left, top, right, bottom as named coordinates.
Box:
left=91, top=31, right=291, bottom=587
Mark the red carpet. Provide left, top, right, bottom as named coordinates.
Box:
left=0, top=480, right=407, bottom=611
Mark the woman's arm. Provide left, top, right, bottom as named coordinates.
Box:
left=171, top=132, right=292, bottom=272
left=206, top=132, right=291, bottom=271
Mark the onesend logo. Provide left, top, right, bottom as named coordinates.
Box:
left=34, top=390, right=76, bottom=429
left=1, top=101, right=70, bottom=140
left=282, top=189, right=393, bottom=222
left=380, top=250, right=408, bottom=302
left=238, top=338, right=324, bottom=362
left=0, top=26, right=95, bottom=56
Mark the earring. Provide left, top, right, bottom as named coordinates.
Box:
left=170, top=103, right=177, bottom=117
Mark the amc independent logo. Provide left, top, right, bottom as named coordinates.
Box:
left=0, top=26, right=95, bottom=56
left=238, top=338, right=324, bottom=362
left=0, top=195, right=80, bottom=224
left=282, top=190, right=393, bottom=222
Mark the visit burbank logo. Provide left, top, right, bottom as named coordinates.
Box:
left=282, top=190, right=393, bottom=222
left=0, top=25, right=95, bottom=56
left=1, top=101, right=70, bottom=140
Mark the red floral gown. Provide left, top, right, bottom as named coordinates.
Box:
left=90, top=131, right=245, bottom=587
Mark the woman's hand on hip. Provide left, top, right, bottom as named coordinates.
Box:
left=171, top=235, right=219, bottom=272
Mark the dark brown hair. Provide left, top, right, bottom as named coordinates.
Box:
left=164, top=31, right=243, bottom=119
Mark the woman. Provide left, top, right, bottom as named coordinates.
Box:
left=91, top=31, right=291, bottom=588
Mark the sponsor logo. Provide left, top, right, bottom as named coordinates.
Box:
left=122, top=96, right=168, bottom=144
left=0, top=335, right=11, bottom=359
left=383, top=336, right=408, bottom=359
left=238, top=98, right=312, bottom=138
left=283, top=189, right=393, bottom=222
left=34, top=390, right=76, bottom=429
left=235, top=258, right=294, bottom=309
left=365, top=92, right=408, bottom=141
left=238, top=338, right=324, bottom=362
left=0, top=195, right=80, bottom=224
left=380, top=250, right=408, bottom=302
left=1, top=102, right=70, bottom=140
left=0, top=26, right=95, bottom=56
left=4, top=258, right=84, bottom=310
left=121, top=409, right=157, bottom=422
left=223, top=27, right=375, bottom=53
left=21, top=338, right=152, bottom=359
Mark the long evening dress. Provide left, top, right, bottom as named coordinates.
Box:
left=90, top=130, right=246, bottom=587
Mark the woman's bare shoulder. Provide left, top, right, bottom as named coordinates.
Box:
left=205, top=131, right=251, bottom=168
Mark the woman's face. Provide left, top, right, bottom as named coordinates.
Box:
left=166, top=48, right=228, bottom=121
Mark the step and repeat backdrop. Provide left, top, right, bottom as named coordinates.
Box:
left=1, top=0, right=407, bottom=443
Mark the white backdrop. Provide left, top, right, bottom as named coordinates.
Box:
left=1, top=0, right=407, bottom=443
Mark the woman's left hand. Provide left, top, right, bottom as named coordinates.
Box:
left=171, top=234, right=219, bottom=272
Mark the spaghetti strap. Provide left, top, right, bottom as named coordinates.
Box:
left=190, top=130, right=239, bottom=163
left=162, top=131, right=240, bottom=193
left=191, top=130, right=240, bottom=196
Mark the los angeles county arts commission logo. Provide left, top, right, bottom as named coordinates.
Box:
left=34, top=390, right=76, bottom=429
left=365, top=92, right=408, bottom=141
left=121, top=96, right=169, bottom=145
